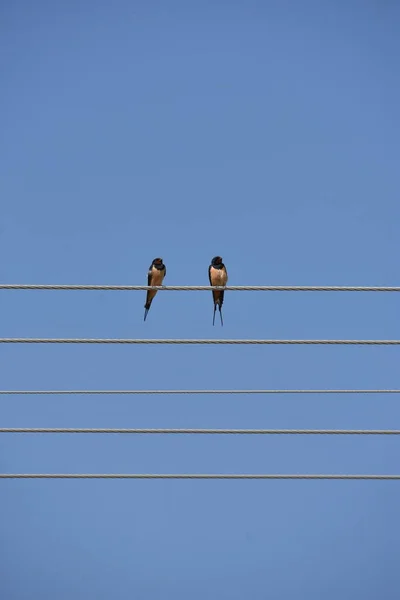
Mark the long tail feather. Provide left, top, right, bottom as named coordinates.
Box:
left=144, top=304, right=150, bottom=321
left=219, top=305, right=224, bottom=326
left=212, top=304, right=216, bottom=326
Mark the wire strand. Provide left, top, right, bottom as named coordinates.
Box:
left=1, top=473, right=399, bottom=479
left=1, top=284, right=400, bottom=292
left=1, top=427, right=400, bottom=434
left=1, top=389, right=399, bottom=395
left=0, top=338, right=399, bottom=345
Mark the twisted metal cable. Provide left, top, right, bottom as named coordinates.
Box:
left=0, top=338, right=399, bottom=345
left=1, top=284, right=400, bottom=292
left=1, top=427, right=400, bottom=434
left=1, top=389, right=399, bottom=395
left=1, top=473, right=399, bottom=479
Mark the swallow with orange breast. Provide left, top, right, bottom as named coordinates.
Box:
left=144, top=257, right=166, bottom=321
left=208, top=256, right=228, bottom=326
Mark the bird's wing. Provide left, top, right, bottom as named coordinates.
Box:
left=145, top=267, right=155, bottom=308
left=209, top=266, right=221, bottom=305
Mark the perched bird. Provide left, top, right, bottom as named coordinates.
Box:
left=208, top=256, right=228, bottom=326
left=144, top=257, right=166, bottom=321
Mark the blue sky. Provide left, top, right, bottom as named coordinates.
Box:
left=1, top=1, right=399, bottom=598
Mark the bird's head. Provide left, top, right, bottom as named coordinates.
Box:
left=152, top=258, right=163, bottom=266
left=211, top=256, right=223, bottom=266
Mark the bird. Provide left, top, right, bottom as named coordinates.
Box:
left=144, top=257, right=166, bottom=321
left=208, top=256, right=228, bottom=326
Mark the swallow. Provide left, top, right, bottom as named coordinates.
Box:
left=144, top=257, right=166, bottom=321
left=208, top=256, right=228, bottom=326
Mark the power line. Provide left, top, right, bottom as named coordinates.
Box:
left=1, top=427, right=400, bottom=435
left=2, top=285, right=397, bottom=481
left=1, top=389, right=399, bottom=395
left=0, top=284, right=399, bottom=292
left=1, top=473, right=399, bottom=479
left=0, top=338, right=399, bottom=345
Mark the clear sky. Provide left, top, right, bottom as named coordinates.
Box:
left=1, top=1, right=399, bottom=598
